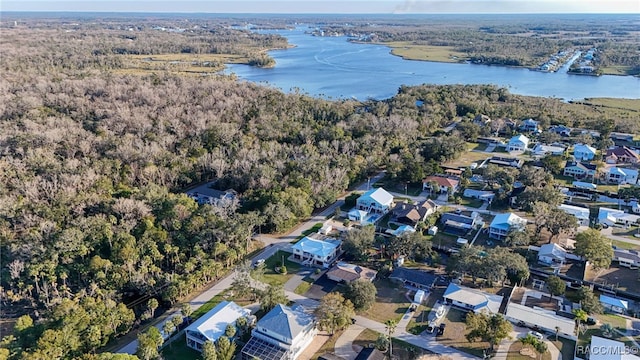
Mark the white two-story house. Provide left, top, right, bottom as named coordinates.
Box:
left=241, top=304, right=317, bottom=360
left=355, top=187, right=394, bottom=214
left=489, top=213, right=527, bottom=240
left=507, top=134, right=530, bottom=152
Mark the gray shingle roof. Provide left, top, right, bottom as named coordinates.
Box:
left=257, top=304, right=314, bottom=341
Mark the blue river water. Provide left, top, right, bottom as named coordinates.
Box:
left=226, top=28, right=640, bottom=101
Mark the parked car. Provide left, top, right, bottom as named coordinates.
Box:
left=586, top=317, right=597, bottom=325
left=528, top=331, right=544, bottom=340
left=437, top=323, right=446, bottom=336
left=253, top=259, right=265, bottom=268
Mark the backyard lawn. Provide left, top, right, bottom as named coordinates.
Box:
left=255, top=250, right=301, bottom=287
left=162, top=336, right=200, bottom=360
left=359, top=278, right=411, bottom=323
left=458, top=196, right=484, bottom=209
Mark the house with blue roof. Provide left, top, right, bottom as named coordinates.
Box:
left=241, top=304, right=316, bottom=360
left=185, top=301, right=252, bottom=352
left=599, top=295, right=629, bottom=314
left=489, top=213, right=527, bottom=240
left=356, top=187, right=394, bottom=215
left=291, top=235, right=342, bottom=268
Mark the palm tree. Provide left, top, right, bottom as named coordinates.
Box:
left=573, top=309, right=588, bottom=335
left=384, top=319, right=398, bottom=359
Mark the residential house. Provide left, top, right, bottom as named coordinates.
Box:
left=347, top=209, right=368, bottom=222
left=590, top=336, right=640, bottom=360
left=563, top=161, right=596, bottom=180
left=572, top=181, right=597, bottom=191
left=291, top=235, right=342, bottom=268
left=241, top=304, right=317, bottom=360
left=599, top=295, right=629, bottom=314
left=505, top=303, right=576, bottom=340
left=607, top=167, right=638, bottom=185
left=393, top=225, right=416, bottom=236
left=440, top=212, right=482, bottom=236
left=613, top=248, right=640, bottom=268
left=473, top=114, right=491, bottom=126
left=598, top=207, right=640, bottom=227
left=532, top=144, right=565, bottom=157
left=520, top=118, right=540, bottom=132
left=326, top=262, right=377, bottom=284
left=489, top=213, right=527, bottom=240
left=610, top=132, right=635, bottom=143
left=537, top=243, right=567, bottom=266
left=186, top=183, right=237, bottom=206
left=488, top=156, right=524, bottom=168
left=185, top=301, right=252, bottom=352
left=390, top=267, right=437, bottom=290
left=572, top=144, right=597, bottom=161
left=558, top=204, right=590, bottom=226
left=423, top=176, right=460, bottom=194
left=606, top=146, right=640, bottom=164
left=443, top=283, right=503, bottom=314
left=548, top=125, right=571, bottom=137
left=392, top=199, right=439, bottom=226
left=507, top=134, right=530, bottom=152
left=355, top=188, right=394, bottom=215
left=462, top=189, right=495, bottom=202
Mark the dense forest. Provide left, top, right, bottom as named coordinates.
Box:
left=0, top=15, right=638, bottom=359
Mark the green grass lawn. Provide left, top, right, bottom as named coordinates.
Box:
left=458, top=196, right=484, bottom=209
left=595, top=313, right=628, bottom=331
left=162, top=334, right=200, bottom=360
left=294, top=277, right=314, bottom=295
left=427, top=232, right=461, bottom=249
left=611, top=239, right=640, bottom=250
left=294, top=223, right=323, bottom=242
left=256, top=250, right=301, bottom=287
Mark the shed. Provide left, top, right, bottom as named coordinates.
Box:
left=457, top=238, right=468, bottom=246
left=414, top=290, right=426, bottom=304
left=427, top=226, right=438, bottom=235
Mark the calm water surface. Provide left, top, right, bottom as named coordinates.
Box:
left=226, top=28, right=640, bottom=101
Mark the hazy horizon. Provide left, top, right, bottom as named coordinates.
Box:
left=2, top=0, right=638, bottom=14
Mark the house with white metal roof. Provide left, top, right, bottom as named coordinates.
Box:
left=443, top=283, right=503, bottom=314
left=241, top=304, right=317, bottom=360
left=185, top=301, right=251, bottom=352
left=558, top=204, right=590, bottom=226
left=589, top=336, right=640, bottom=360
left=573, top=144, right=597, bottom=161
left=505, top=303, right=577, bottom=340
left=291, top=236, right=342, bottom=268
left=537, top=243, right=567, bottom=266
left=355, top=188, right=393, bottom=215
left=507, top=134, right=530, bottom=152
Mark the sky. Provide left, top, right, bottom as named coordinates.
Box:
left=1, top=0, right=638, bottom=14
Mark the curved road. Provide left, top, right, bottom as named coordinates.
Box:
left=117, top=171, right=386, bottom=354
